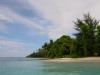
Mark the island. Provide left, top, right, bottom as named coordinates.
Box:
left=27, top=13, right=100, bottom=58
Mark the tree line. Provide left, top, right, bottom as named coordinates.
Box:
left=26, top=13, right=100, bottom=58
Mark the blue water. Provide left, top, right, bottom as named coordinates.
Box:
left=0, top=57, right=100, bottom=75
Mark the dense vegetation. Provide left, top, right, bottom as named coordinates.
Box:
left=27, top=13, right=100, bottom=58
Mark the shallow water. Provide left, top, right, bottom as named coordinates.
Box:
left=0, top=57, right=100, bottom=75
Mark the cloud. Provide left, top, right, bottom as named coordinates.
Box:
left=0, top=23, right=9, bottom=33
left=1, top=0, right=100, bottom=39
left=0, top=36, right=34, bottom=57
left=0, top=36, right=34, bottom=51
left=0, top=5, right=44, bottom=36
left=20, top=0, right=100, bottom=39
left=0, top=13, right=13, bottom=23
left=0, top=46, right=2, bottom=50
left=1, top=0, right=100, bottom=57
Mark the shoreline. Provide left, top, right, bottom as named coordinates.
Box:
left=42, top=57, right=100, bottom=62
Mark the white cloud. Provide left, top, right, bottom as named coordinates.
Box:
left=0, top=5, right=44, bottom=35
left=22, top=0, right=100, bottom=39
left=0, top=38, right=34, bottom=50
left=0, top=46, right=2, bottom=50
left=0, top=13, right=13, bottom=23
left=0, top=23, right=8, bottom=33
left=0, top=36, right=34, bottom=57
left=1, top=0, right=100, bottom=39
left=1, top=0, right=100, bottom=57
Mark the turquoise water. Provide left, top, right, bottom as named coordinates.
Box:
left=0, top=58, right=100, bottom=75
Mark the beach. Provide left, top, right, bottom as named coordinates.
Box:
left=42, top=57, right=100, bottom=62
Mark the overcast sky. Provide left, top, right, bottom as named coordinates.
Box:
left=0, top=0, right=100, bottom=57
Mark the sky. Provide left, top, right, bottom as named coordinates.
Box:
left=0, top=0, right=100, bottom=57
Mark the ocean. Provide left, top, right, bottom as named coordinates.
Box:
left=0, top=57, right=100, bottom=75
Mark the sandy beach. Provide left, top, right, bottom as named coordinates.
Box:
left=42, top=57, right=100, bottom=62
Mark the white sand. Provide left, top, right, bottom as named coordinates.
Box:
left=42, top=57, right=100, bottom=62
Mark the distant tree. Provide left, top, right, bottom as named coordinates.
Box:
left=73, top=13, right=99, bottom=57
left=95, top=26, right=100, bottom=56
left=27, top=13, right=100, bottom=58
left=46, top=35, right=73, bottom=58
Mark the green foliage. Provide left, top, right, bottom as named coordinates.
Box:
left=27, top=13, right=100, bottom=58
left=27, top=35, right=73, bottom=58
left=72, top=13, right=99, bottom=57
left=95, top=26, right=100, bottom=56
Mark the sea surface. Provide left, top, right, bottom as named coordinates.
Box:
left=0, top=57, right=100, bottom=75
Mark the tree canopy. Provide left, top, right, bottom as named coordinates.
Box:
left=27, top=13, right=100, bottom=58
